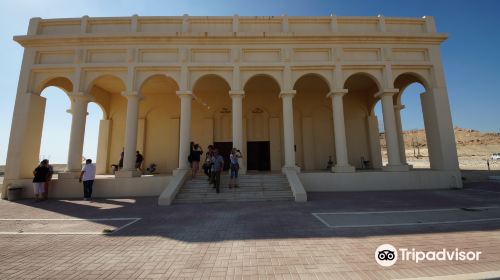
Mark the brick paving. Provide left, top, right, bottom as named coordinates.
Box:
left=0, top=182, right=499, bottom=279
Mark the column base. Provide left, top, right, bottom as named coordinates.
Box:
left=282, top=165, right=301, bottom=173
left=331, top=165, right=355, bottom=173
left=382, top=164, right=411, bottom=172
left=115, top=169, right=142, bottom=178
left=58, top=171, right=81, bottom=179
left=173, top=167, right=191, bottom=176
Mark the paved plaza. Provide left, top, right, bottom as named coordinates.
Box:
left=1, top=182, right=500, bottom=279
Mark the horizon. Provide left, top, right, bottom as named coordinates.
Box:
left=1, top=0, right=499, bottom=164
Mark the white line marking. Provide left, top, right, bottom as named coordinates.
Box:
left=312, top=207, right=500, bottom=228
left=0, top=217, right=141, bottom=235
left=314, top=217, right=500, bottom=228
left=312, top=206, right=500, bottom=215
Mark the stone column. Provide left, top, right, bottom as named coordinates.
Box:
left=378, top=90, right=410, bottom=171
left=279, top=90, right=299, bottom=171
left=394, top=104, right=408, bottom=165
left=230, top=90, right=246, bottom=173
left=177, top=90, right=193, bottom=171
left=116, top=92, right=142, bottom=177
left=60, top=94, right=90, bottom=178
left=328, top=90, right=355, bottom=172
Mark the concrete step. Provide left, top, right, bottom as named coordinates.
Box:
left=174, top=173, right=294, bottom=204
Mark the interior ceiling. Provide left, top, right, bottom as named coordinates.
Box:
left=244, top=75, right=280, bottom=93
left=193, top=75, right=231, bottom=95
left=141, top=75, right=179, bottom=95
left=344, top=74, right=379, bottom=93
left=294, top=75, right=330, bottom=94
left=91, top=76, right=126, bottom=94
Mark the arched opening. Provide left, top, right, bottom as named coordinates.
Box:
left=82, top=102, right=104, bottom=166
left=88, top=75, right=126, bottom=174
left=139, top=75, right=180, bottom=173
left=191, top=74, right=231, bottom=167
left=39, top=86, right=72, bottom=171
left=343, top=73, right=381, bottom=169
left=394, top=73, right=430, bottom=169
left=244, top=74, right=281, bottom=171
left=293, top=74, right=332, bottom=170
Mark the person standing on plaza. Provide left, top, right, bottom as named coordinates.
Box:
left=190, top=143, right=203, bottom=179
left=211, top=149, right=224, bottom=193
left=32, top=159, right=50, bottom=202
left=118, top=148, right=124, bottom=170
left=42, top=160, right=54, bottom=200
left=229, top=148, right=242, bottom=188
left=135, top=151, right=144, bottom=174
left=79, top=159, right=96, bottom=201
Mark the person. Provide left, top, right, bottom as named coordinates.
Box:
left=32, top=159, right=50, bottom=202
left=229, top=148, right=242, bottom=188
left=135, top=151, right=144, bottom=173
left=203, top=145, right=214, bottom=181
left=118, top=148, right=124, bottom=170
left=211, top=149, right=224, bottom=193
left=43, top=160, right=54, bottom=200
left=79, top=159, right=96, bottom=201
left=190, top=144, right=204, bottom=179
left=326, top=156, right=334, bottom=170
left=188, top=142, right=194, bottom=167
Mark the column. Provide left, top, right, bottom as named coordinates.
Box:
left=177, top=90, right=192, bottom=170
left=328, top=90, right=355, bottom=172
left=60, top=94, right=90, bottom=178
left=116, top=92, right=142, bottom=177
left=378, top=90, right=410, bottom=171
left=394, top=104, right=408, bottom=165
left=230, top=90, right=246, bottom=173
left=279, top=90, right=298, bottom=171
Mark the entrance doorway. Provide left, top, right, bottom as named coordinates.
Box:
left=247, top=141, right=271, bottom=171
left=213, top=142, right=232, bottom=171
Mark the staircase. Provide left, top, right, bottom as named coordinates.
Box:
left=174, top=173, right=294, bottom=203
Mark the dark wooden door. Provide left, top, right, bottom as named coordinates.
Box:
left=247, top=141, right=271, bottom=171
left=213, top=142, right=232, bottom=171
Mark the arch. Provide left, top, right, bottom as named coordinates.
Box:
left=393, top=72, right=431, bottom=105
left=36, top=76, right=73, bottom=95
left=243, top=74, right=281, bottom=93
left=243, top=74, right=281, bottom=91
left=85, top=74, right=127, bottom=95
left=343, top=72, right=383, bottom=92
left=293, top=73, right=332, bottom=91
left=138, top=73, right=180, bottom=93
left=192, top=73, right=231, bottom=92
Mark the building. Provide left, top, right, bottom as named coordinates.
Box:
left=1, top=15, right=461, bottom=204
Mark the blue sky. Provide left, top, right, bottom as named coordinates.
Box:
left=1, top=0, right=499, bottom=164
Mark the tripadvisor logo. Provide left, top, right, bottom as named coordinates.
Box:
left=375, top=244, right=481, bottom=267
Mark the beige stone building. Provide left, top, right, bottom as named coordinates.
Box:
left=1, top=15, right=461, bottom=204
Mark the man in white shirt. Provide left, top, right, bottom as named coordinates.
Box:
left=79, top=159, right=96, bottom=201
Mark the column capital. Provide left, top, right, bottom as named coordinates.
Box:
left=176, top=90, right=193, bottom=98
left=68, top=92, right=93, bottom=104
left=229, top=90, right=245, bottom=97
left=327, top=89, right=348, bottom=98
left=121, top=91, right=143, bottom=100
left=394, top=104, right=406, bottom=111
left=279, top=90, right=296, bottom=99
left=374, top=88, right=399, bottom=98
